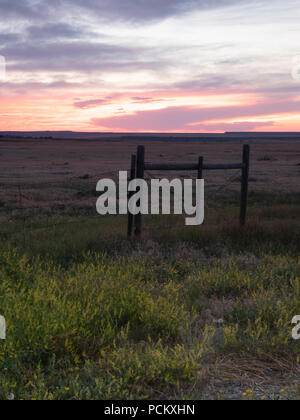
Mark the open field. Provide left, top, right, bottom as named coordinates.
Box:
left=0, top=138, right=300, bottom=400
left=0, top=137, right=300, bottom=213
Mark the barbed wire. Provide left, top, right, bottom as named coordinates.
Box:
left=145, top=169, right=242, bottom=193
left=208, top=170, right=242, bottom=194
left=4, top=166, right=294, bottom=239
left=0, top=169, right=244, bottom=239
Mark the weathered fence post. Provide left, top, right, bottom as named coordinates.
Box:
left=135, top=145, right=145, bottom=237
left=240, top=144, right=250, bottom=227
left=127, top=154, right=136, bottom=238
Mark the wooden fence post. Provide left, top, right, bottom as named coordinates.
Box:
left=240, top=144, right=250, bottom=227
left=127, top=154, right=136, bottom=238
left=135, top=145, right=145, bottom=237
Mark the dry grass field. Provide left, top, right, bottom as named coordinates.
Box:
left=0, top=137, right=300, bottom=211
left=0, top=137, right=299, bottom=400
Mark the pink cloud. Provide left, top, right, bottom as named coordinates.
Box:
left=74, top=98, right=110, bottom=109
left=190, top=121, right=276, bottom=132
left=91, top=100, right=300, bottom=131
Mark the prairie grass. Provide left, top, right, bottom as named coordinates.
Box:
left=0, top=191, right=299, bottom=400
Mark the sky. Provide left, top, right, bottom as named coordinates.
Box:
left=0, top=0, right=300, bottom=132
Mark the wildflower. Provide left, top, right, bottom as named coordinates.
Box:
left=65, top=387, right=70, bottom=392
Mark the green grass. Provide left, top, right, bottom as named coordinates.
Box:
left=0, top=191, right=300, bottom=400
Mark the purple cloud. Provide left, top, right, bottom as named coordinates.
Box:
left=0, top=0, right=246, bottom=22
left=0, top=0, right=37, bottom=18
left=131, top=97, right=166, bottom=104
left=69, top=0, right=246, bottom=22
left=1, top=41, right=145, bottom=72
left=0, top=33, right=20, bottom=44
left=0, top=0, right=61, bottom=19
left=26, top=23, right=84, bottom=40
left=73, top=98, right=110, bottom=109
left=91, top=100, right=300, bottom=131
left=190, top=121, right=276, bottom=132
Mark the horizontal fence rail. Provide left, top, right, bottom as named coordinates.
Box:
left=144, top=163, right=245, bottom=171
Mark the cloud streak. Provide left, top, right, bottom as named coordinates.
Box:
left=0, top=0, right=246, bottom=22
left=91, top=100, right=300, bottom=131
left=68, top=0, right=245, bottom=22
left=73, top=98, right=111, bottom=109
left=26, top=23, right=85, bottom=40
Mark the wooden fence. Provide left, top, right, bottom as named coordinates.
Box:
left=128, top=144, right=250, bottom=237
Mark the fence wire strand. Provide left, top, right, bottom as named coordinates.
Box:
left=1, top=168, right=243, bottom=238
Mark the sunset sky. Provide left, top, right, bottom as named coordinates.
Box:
left=1, top=0, right=300, bottom=132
